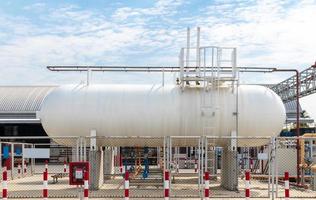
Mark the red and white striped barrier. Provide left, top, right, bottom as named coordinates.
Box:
left=124, top=171, right=129, bottom=200
left=43, top=171, right=48, bottom=200
left=285, top=171, right=289, bottom=200
left=204, top=171, right=210, bottom=200
left=245, top=170, right=250, bottom=199
left=84, top=171, right=89, bottom=200
left=164, top=170, right=170, bottom=200
left=2, top=167, right=8, bottom=200
left=63, top=161, right=67, bottom=173
left=24, top=160, right=27, bottom=175
left=45, top=160, right=48, bottom=173
left=194, top=159, right=198, bottom=173
left=18, top=163, right=21, bottom=178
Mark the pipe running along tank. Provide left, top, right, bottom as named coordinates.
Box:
left=38, top=84, right=286, bottom=147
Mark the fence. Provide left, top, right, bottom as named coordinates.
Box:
left=0, top=136, right=315, bottom=199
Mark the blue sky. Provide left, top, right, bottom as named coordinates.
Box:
left=0, top=0, right=316, bottom=86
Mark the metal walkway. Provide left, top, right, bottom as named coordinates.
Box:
left=271, top=62, right=316, bottom=102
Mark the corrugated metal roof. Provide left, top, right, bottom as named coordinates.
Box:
left=0, top=86, right=56, bottom=112
left=284, top=100, right=314, bottom=123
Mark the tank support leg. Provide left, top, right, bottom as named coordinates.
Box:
left=89, top=146, right=104, bottom=190
left=221, top=131, right=238, bottom=191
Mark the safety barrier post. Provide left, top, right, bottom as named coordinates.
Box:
left=124, top=171, right=129, bottom=200
left=84, top=171, right=89, bottom=200
left=164, top=170, right=169, bottom=200
left=245, top=170, right=250, bottom=199
left=43, top=171, right=48, bottom=200
left=45, top=160, right=48, bottom=173
left=18, top=163, right=21, bottom=178
left=204, top=171, right=210, bottom=200
left=63, top=161, right=67, bottom=173
left=194, top=159, right=198, bottom=173
left=285, top=171, right=289, bottom=200
left=2, top=167, right=8, bottom=200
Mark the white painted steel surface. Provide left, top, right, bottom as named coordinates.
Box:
left=38, top=84, right=285, bottom=144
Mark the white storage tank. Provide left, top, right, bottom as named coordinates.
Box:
left=38, top=84, right=285, bottom=146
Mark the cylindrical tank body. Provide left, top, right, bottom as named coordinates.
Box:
left=38, top=84, right=285, bottom=146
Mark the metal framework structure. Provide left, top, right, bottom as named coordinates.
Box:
left=271, top=63, right=316, bottom=103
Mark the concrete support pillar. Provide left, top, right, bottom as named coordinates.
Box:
left=104, top=147, right=114, bottom=180
left=221, top=131, right=238, bottom=191
left=89, top=147, right=104, bottom=190
left=221, top=148, right=238, bottom=191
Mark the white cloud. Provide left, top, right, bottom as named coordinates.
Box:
left=0, top=0, right=315, bottom=86
left=23, top=2, right=46, bottom=11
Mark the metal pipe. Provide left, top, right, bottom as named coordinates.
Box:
left=196, top=27, right=200, bottom=76
left=47, top=65, right=277, bottom=73
left=272, top=68, right=300, bottom=184
left=186, top=27, right=190, bottom=69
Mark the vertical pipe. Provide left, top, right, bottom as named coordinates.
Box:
left=186, top=27, right=190, bottom=68
left=163, top=137, right=166, bottom=171
left=204, top=137, right=208, bottom=175
left=22, top=143, right=25, bottom=176
left=0, top=142, right=2, bottom=176
left=80, top=137, right=83, bottom=162
left=11, top=143, right=14, bottom=180
left=295, top=71, right=300, bottom=184
left=268, top=144, right=271, bottom=198
left=271, top=137, right=276, bottom=200
left=196, top=27, right=200, bottom=77
left=76, top=138, right=79, bottom=162
left=157, top=147, right=160, bottom=169
left=169, top=137, right=172, bottom=172
left=83, top=138, right=87, bottom=162
left=198, top=138, right=201, bottom=189
left=31, top=144, right=35, bottom=175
